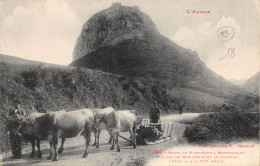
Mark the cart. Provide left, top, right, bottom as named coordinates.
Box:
left=119, top=119, right=174, bottom=145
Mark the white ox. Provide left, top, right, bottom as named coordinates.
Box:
left=93, top=107, right=115, bottom=148
left=34, top=109, right=94, bottom=161
left=95, top=110, right=138, bottom=152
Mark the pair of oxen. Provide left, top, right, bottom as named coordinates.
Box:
left=11, top=107, right=141, bottom=161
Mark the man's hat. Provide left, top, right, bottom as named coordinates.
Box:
left=13, top=100, right=21, bottom=104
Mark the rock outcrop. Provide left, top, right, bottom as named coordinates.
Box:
left=73, top=2, right=159, bottom=61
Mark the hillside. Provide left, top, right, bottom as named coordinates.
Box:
left=1, top=54, right=258, bottom=150
left=2, top=54, right=252, bottom=117
left=0, top=56, right=152, bottom=149
left=242, top=72, right=259, bottom=96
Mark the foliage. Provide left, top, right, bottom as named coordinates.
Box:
left=0, top=60, right=259, bottom=150
left=184, top=111, right=259, bottom=143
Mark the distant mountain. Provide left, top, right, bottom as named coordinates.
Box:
left=227, top=78, right=245, bottom=85
left=242, top=72, right=259, bottom=96
left=0, top=54, right=44, bottom=66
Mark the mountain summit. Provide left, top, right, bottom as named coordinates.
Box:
left=73, top=2, right=159, bottom=61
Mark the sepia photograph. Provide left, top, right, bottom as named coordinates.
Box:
left=0, top=0, right=259, bottom=165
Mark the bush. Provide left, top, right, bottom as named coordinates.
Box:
left=21, top=71, right=39, bottom=89
left=184, top=111, right=259, bottom=143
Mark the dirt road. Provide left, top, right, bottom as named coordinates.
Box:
left=1, top=113, right=200, bottom=166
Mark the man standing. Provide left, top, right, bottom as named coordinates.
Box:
left=150, top=101, right=162, bottom=132
left=6, top=100, right=25, bottom=159
left=179, top=103, right=185, bottom=115
left=150, top=101, right=161, bottom=123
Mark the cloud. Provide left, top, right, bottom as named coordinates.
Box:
left=171, top=17, right=259, bottom=80
left=1, top=0, right=82, bottom=65
left=172, top=22, right=214, bottom=51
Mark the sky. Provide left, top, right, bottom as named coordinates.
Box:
left=0, top=0, right=259, bottom=80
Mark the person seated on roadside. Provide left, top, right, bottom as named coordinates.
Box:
left=149, top=101, right=162, bottom=132
left=6, top=100, right=26, bottom=159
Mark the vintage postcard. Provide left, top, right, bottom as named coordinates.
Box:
left=0, top=0, right=259, bottom=165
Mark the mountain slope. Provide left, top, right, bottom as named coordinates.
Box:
left=242, top=72, right=259, bottom=96
left=0, top=59, right=258, bottom=150
left=0, top=54, right=44, bottom=66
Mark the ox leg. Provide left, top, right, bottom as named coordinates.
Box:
left=47, top=142, right=53, bottom=160
left=36, top=137, right=42, bottom=159
left=30, top=137, right=36, bottom=158
left=92, top=128, right=97, bottom=146
left=96, top=130, right=100, bottom=148
left=129, top=130, right=133, bottom=146
left=110, top=136, right=115, bottom=150
left=83, top=124, right=92, bottom=158
left=108, top=135, right=112, bottom=144
left=133, top=123, right=137, bottom=149
left=116, top=132, right=120, bottom=152
left=110, top=129, right=116, bottom=150
left=58, top=137, right=66, bottom=154
left=52, top=131, right=59, bottom=161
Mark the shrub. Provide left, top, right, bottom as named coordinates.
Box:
left=184, top=111, right=259, bottom=143
left=21, top=71, right=38, bottom=89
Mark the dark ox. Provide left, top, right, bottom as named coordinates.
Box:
left=93, top=107, right=115, bottom=148
left=35, top=109, right=94, bottom=161
left=15, top=110, right=66, bottom=158
left=96, top=110, right=139, bottom=152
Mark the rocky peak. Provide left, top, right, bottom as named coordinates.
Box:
left=71, top=3, right=218, bottom=83
left=73, top=3, right=159, bottom=61
left=111, top=2, right=121, bottom=9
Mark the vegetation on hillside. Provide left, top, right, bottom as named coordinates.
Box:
left=0, top=61, right=186, bottom=150
left=0, top=58, right=258, bottom=150
left=183, top=110, right=259, bottom=143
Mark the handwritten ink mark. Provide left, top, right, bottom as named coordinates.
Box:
left=217, top=26, right=234, bottom=42
left=219, top=48, right=235, bottom=60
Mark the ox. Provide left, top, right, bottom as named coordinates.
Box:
left=93, top=107, right=115, bottom=148
left=15, top=110, right=66, bottom=158
left=96, top=110, right=139, bottom=152
left=35, top=109, right=94, bottom=161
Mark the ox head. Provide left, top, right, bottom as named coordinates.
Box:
left=7, top=114, right=23, bottom=122
left=93, top=113, right=108, bottom=128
